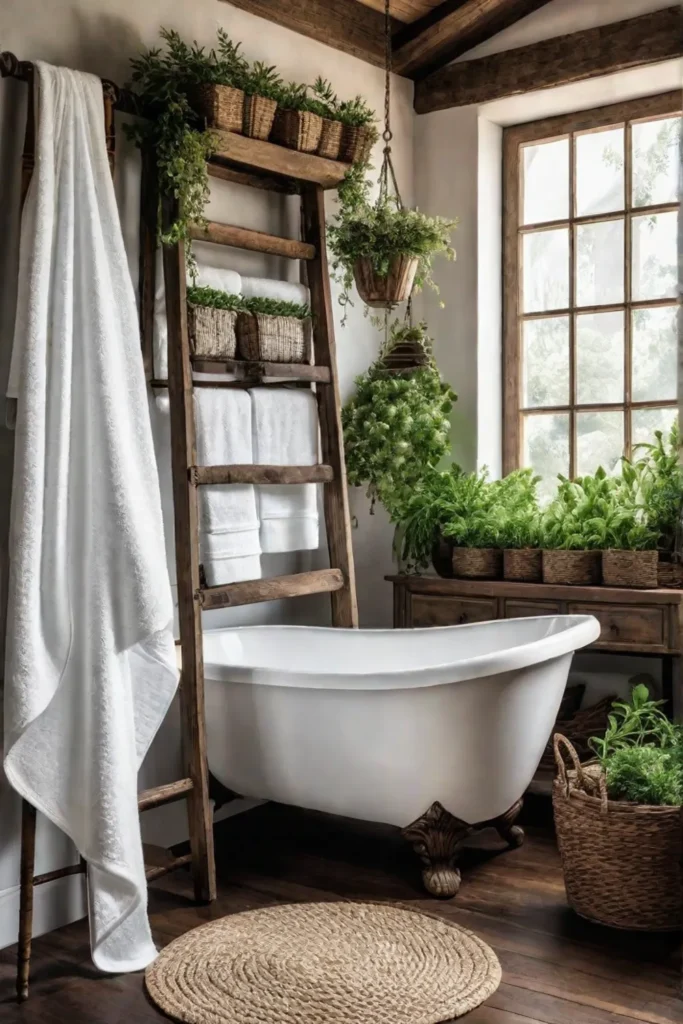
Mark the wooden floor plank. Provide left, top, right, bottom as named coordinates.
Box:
left=0, top=803, right=679, bottom=1023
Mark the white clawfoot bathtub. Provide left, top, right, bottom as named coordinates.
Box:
left=203, top=615, right=599, bottom=834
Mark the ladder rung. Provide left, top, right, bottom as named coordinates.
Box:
left=198, top=568, right=344, bottom=610
left=207, top=160, right=298, bottom=195
left=145, top=853, right=193, bottom=883
left=190, top=358, right=331, bottom=383
left=138, top=778, right=194, bottom=812
left=34, top=862, right=85, bottom=887
left=189, top=221, right=315, bottom=261
left=191, top=464, right=334, bottom=486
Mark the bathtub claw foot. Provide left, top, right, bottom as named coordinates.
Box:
left=490, top=799, right=525, bottom=849
left=402, top=802, right=473, bottom=899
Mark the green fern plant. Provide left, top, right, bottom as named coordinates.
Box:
left=186, top=286, right=311, bottom=319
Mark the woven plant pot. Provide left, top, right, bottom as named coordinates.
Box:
left=538, top=693, right=615, bottom=774
left=272, top=109, right=323, bottom=153
left=339, top=124, right=374, bottom=164
left=187, top=304, right=237, bottom=359
left=243, top=94, right=277, bottom=140
left=503, top=548, right=542, bottom=583
left=188, top=84, right=244, bottom=133
left=657, top=555, right=683, bottom=588
left=353, top=255, right=419, bottom=308
left=317, top=117, right=343, bottom=160
left=552, top=735, right=683, bottom=931
left=602, top=549, right=658, bottom=589
left=452, top=548, right=503, bottom=580
left=382, top=341, right=430, bottom=373
left=236, top=312, right=310, bottom=363
left=431, top=533, right=454, bottom=578
left=542, top=550, right=601, bottom=586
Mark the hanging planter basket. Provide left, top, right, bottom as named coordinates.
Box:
left=243, top=94, right=277, bottom=140
left=353, top=255, right=419, bottom=308
left=381, top=340, right=430, bottom=373
left=602, top=550, right=658, bottom=589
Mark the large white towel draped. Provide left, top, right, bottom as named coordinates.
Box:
left=4, top=62, right=178, bottom=972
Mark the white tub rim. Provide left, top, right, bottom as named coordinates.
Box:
left=202, top=614, right=600, bottom=690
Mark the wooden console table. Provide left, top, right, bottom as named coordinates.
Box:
left=388, top=575, right=683, bottom=712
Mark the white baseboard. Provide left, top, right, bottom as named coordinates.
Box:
left=0, top=870, right=86, bottom=951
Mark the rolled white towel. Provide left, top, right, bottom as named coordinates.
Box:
left=250, top=388, right=320, bottom=553
left=241, top=276, right=309, bottom=307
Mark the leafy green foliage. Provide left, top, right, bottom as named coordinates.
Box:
left=243, top=61, right=283, bottom=99
left=328, top=192, right=457, bottom=316
left=342, top=324, right=456, bottom=510
left=631, top=422, right=683, bottom=553
left=337, top=94, right=377, bottom=127
left=540, top=468, right=652, bottom=551
left=588, top=683, right=683, bottom=806
left=187, top=286, right=311, bottom=319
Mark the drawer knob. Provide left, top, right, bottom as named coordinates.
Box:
left=458, top=613, right=467, bottom=624
left=609, top=623, right=619, bottom=636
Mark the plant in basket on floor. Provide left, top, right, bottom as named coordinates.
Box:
left=553, top=683, right=683, bottom=930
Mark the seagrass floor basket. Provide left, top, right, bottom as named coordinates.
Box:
left=552, top=734, right=683, bottom=931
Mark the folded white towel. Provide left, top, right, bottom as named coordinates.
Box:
left=194, top=388, right=261, bottom=584
left=152, top=259, right=242, bottom=380
left=250, top=388, right=320, bottom=553
left=241, top=276, right=309, bottom=306
left=4, top=62, right=178, bottom=973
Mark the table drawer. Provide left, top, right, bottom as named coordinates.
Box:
left=568, top=603, right=665, bottom=649
left=504, top=600, right=562, bottom=619
left=410, top=595, right=498, bottom=628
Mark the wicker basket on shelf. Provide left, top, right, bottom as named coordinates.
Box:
left=552, top=734, right=683, bottom=931
left=339, top=124, right=375, bottom=164
left=504, top=548, right=542, bottom=582
left=657, top=555, right=683, bottom=588
left=543, top=550, right=601, bottom=586
left=236, top=312, right=310, bottom=363
left=602, top=550, right=658, bottom=589
left=452, top=548, right=502, bottom=580
left=187, top=304, right=237, bottom=359
left=353, top=255, right=418, bottom=308
left=189, top=84, right=244, bottom=133
left=317, top=118, right=343, bottom=160
left=243, top=95, right=277, bottom=140
left=271, top=109, right=323, bottom=153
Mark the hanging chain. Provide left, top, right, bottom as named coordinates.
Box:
left=378, top=0, right=403, bottom=209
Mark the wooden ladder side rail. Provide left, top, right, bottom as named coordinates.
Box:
left=161, top=192, right=217, bottom=905
left=301, top=184, right=358, bottom=628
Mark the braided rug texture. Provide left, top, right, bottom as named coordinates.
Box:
left=145, top=901, right=501, bottom=1024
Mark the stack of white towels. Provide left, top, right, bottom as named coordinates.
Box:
left=154, top=260, right=320, bottom=584
left=196, top=386, right=320, bottom=585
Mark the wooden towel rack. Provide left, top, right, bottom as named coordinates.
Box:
left=1, top=49, right=358, bottom=1001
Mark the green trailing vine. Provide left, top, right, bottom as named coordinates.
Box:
left=187, top=285, right=311, bottom=319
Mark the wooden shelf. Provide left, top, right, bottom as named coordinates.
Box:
left=209, top=131, right=351, bottom=189
left=190, top=358, right=331, bottom=382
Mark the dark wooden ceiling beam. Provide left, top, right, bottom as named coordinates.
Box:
left=219, top=0, right=400, bottom=70
left=415, top=5, right=683, bottom=113
left=393, top=0, right=553, bottom=79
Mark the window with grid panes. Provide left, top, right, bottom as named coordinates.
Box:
left=503, top=93, right=681, bottom=503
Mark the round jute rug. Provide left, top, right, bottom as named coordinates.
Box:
left=145, top=901, right=501, bottom=1024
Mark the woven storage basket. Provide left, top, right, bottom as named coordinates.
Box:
left=339, top=124, right=375, bottom=164
left=503, top=548, right=542, bottom=582
left=431, top=532, right=454, bottom=578
left=552, top=734, right=683, bottom=931
left=236, top=312, right=310, bottom=363
left=543, top=549, right=601, bottom=586
left=602, top=549, right=658, bottom=589
left=243, top=94, right=277, bottom=140
left=317, top=117, right=343, bottom=159
left=538, top=693, right=615, bottom=773
left=187, top=304, right=237, bottom=359
left=272, top=109, right=323, bottom=153
left=657, top=556, right=683, bottom=588
left=353, top=255, right=419, bottom=308
left=188, top=84, right=244, bottom=133
left=452, top=548, right=503, bottom=580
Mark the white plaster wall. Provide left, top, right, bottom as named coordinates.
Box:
left=0, top=0, right=413, bottom=948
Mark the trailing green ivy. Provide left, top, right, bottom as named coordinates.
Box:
left=187, top=285, right=311, bottom=319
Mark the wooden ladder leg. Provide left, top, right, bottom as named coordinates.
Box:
left=161, top=195, right=216, bottom=903
left=301, top=184, right=358, bottom=629
left=17, top=799, right=36, bottom=1002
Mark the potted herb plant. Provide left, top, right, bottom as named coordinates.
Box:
left=540, top=472, right=609, bottom=585
left=585, top=460, right=659, bottom=588
left=632, top=423, right=683, bottom=587
left=442, top=470, right=505, bottom=580
left=308, top=78, right=344, bottom=160
left=553, top=683, right=683, bottom=930
left=242, top=60, right=283, bottom=140
left=271, top=81, right=324, bottom=154
left=342, top=322, right=456, bottom=514
left=499, top=481, right=542, bottom=582
left=337, top=95, right=378, bottom=164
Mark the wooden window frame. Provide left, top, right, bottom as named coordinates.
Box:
left=502, top=91, right=681, bottom=476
